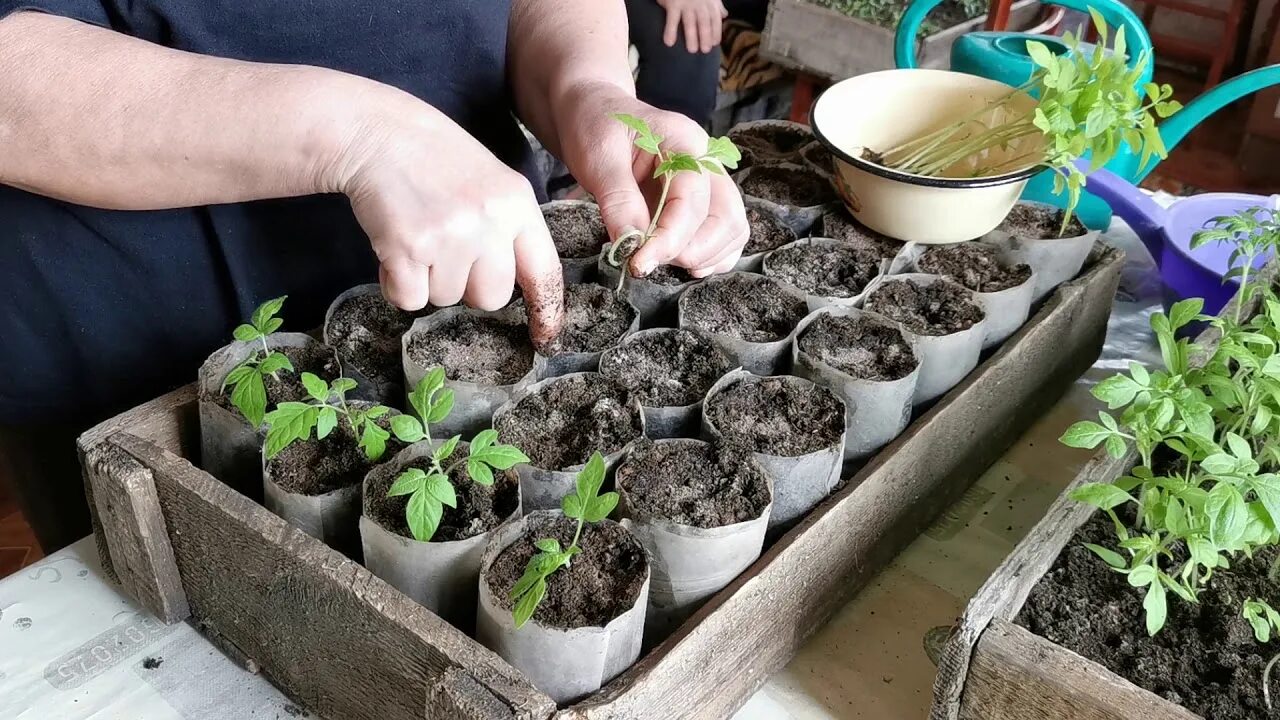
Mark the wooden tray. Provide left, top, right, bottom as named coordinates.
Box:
left=929, top=265, right=1275, bottom=720
left=78, top=245, right=1124, bottom=720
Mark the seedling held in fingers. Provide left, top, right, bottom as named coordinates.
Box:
left=386, top=369, right=529, bottom=542
left=221, top=296, right=294, bottom=427
left=263, top=373, right=393, bottom=461
left=608, top=114, right=741, bottom=291
left=508, top=452, right=618, bottom=628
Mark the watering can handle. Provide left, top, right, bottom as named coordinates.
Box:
left=1080, top=166, right=1168, bottom=266
left=894, top=0, right=1153, bottom=73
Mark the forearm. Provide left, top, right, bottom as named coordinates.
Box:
left=0, top=12, right=407, bottom=210
left=507, top=0, right=635, bottom=159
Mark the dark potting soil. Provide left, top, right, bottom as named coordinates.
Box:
left=643, top=263, right=696, bottom=287
left=1017, top=511, right=1280, bottom=719
left=998, top=202, right=1088, bottom=239
left=766, top=241, right=882, bottom=298
left=738, top=166, right=837, bottom=207
left=486, top=514, right=648, bottom=629
left=365, top=453, right=519, bottom=542
left=797, top=313, right=918, bottom=381
left=545, top=202, right=608, bottom=259
left=494, top=373, right=642, bottom=470
left=729, top=123, right=813, bottom=168
left=917, top=242, right=1032, bottom=293
left=327, top=291, right=428, bottom=389
left=406, top=313, right=534, bottom=386
left=681, top=274, right=808, bottom=343
left=800, top=141, right=834, bottom=176
left=209, top=343, right=340, bottom=418
left=616, top=440, right=770, bottom=528
left=598, top=328, right=732, bottom=407
left=704, top=376, right=844, bottom=456
left=865, top=278, right=984, bottom=336
left=820, top=209, right=906, bottom=260
left=267, top=407, right=401, bottom=496
left=544, top=283, right=636, bottom=355
left=743, top=205, right=799, bottom=255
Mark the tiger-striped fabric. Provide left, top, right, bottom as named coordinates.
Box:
left=720, top=19, right=786, bottom=92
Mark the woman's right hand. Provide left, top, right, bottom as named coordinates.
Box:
left=656, top=0, right=728, bottom=53
left=329, top=88, right=564, bottom=350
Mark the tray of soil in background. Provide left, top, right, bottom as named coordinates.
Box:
left=616, top=438, right=772, bottom=638
left=820, top=208, right=907, bottom=261
left=983, top=201, right=1099, bottom=302
left=864, top=275, right=986, bottom=405
left=493, top=372, right=644, bottom=511
left=763, top=237, right=884, bottom=310
left=679, top=272, right=808, bottom=375
left=792, top=307, right=919, bottom=460
left=727, top=120, right=814, bottom=169
left=543, top=200, right=609, bottom=283
left=325, top=284, right=429, bottom=405
left=599, top=328, right=733, bottom=439
left=733, top=163, right=837, bottom=235
left=913, top=242, right=1036, bottom=348
left=735, top=199, right=800, bottom=272
left=535, top=283, right=639, bottom=376
left=402, top=306, right=542, bottom=438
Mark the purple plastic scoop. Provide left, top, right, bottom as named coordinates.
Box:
left=1085, top=168, right=1276, bottom=315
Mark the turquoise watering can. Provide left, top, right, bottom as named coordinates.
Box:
left=895, top=0, right=1280, bottom=230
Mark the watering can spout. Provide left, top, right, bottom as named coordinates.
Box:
left=1083, top=168, right=1167, bottom=266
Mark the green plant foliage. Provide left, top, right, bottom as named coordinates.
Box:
left=387, top=370, right=529, bottom=542
left=221, top=296, right=294, bottom=427
left=263, top=373, right=392, bottom=462
left=1059, top=209, right=1280, bottom=637
left=808, top=0, right=987, bottom=34
left=878, top=10, right=1181, bottom=232
left=607, top=114, right=740, bottom=290
left=507, top=452, right=618, bottom=628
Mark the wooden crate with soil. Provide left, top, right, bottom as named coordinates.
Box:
left=930, top=253, right=1280, bottom=720
left=77, top=242, right=1124, bottom=720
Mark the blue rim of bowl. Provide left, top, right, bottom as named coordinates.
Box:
left=807, top=87, right=1041, bottom=190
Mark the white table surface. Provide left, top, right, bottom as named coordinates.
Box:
left=0, top=220, right=1166, bottom=720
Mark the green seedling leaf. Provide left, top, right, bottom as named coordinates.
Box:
left=1127, top=564, right=1156, bottom=587
left=613, top=113, right=652, bottom=137
left=705, top=136, right=741, bottom=169
left=332, top=377, right=358, bottom=396
left=584, top=492, right=619, bottom=523
left=512, top=577, right=546, bottom=629
left=467, top=458, right=495, bottom=486
left=1206, top=483, right=1248, bottom=548
left=471, top=444, right=530, bottom=471
left=426, top=389, right=455, bottom=424
left=1093, top=374, right=1143, bottom=409
left=423, top=473, right=457, bottom=508
left=562, top=493, right=585, bottom=519
left=301, top=372, right=329, bottom=402
left=1070, top=482, right=1133, bottom=510
left=1061, top=420, right=1113, bottom=450
left=360, top=420, right=390, bottom=461
left=389, top=468, right=428, bottom=497
left=406, top=490, right=443, bottom=542
left=391, top=415, right=426, bottom=443
left=434, top=435, right=461, bottom=463
left=259, top=352, right=293, bottom=375
left=1168, top=298, right=1204, bottom=331
left=1144, top=579, right=1168, bottom=635
left=1083, top=543, right=1127, bottom=569
left=576, top=452, right=607, bottom=501
left=251, top=296, right=287, bottom=332
left=233, top=324, right=260, bottom=343
left=316, top=406, right=338, bottom=440
left=535, top=538, right=562, bottom=554
left=263, top=402, right=317, bottom=459
left=230, top=370, right=268, bottom=428
left=471, top=429, right=498, bottom=451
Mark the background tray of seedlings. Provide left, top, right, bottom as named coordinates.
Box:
left=931, top=247, right=1280, bottom=719
left=76, top=127, right=1126, bottom=720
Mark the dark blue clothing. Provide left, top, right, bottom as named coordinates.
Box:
left=0, top=0, right=535, bottom=423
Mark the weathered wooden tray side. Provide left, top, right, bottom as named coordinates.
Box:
left=761, top=0, right=1041, bottom=80
left=554, top=246, right=1125, bottom=719
left=931, top=265, right=1278, bottom=720
left=78, top=245, right=1123, bottom=720
left=78, top=395, right=556, bottom=720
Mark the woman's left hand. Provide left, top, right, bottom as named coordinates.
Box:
left=555, top=83, right=748, bottom=279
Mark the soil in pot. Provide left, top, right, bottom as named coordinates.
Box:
left=405, top=313, right=534, bottom=386
left=821, top=209, right=905, bottom=259
left=738, top=165, right=837, bottom=207
left=704, top=376, right=844, bottom=456
left=729, top=123, right=813, bottom=167
left=796, top=313, right=918, bottom=382
left=365, top=456, right=520, bottom=542
left=1017, top=512, right=1280, bottom=719
left=864, top=279, right=984, bottom=336
left=328, top=293, right=428, bottom=389
left=267, top=414, right=402, bottom=496
left=543, top=283, right=636, bottom=355
left=485, top=514, right=647, bottom=628
left=744, top=205, right=799, bottom=255
left=682, top=274, right=808, bottom=343
left=641, top=263, right=696, bottom=286
left=767, top=242, right=882, bottom=299
left=206, top=343, right=339, bottom=417
left=997, top=202, right=1088, bottom=239
left=545, top=202, right=609, bottom=259
left=800, top=141, right=834, bottom=176
left=617, top=440, right=770, bottom=527
left=599, top=329, right=732, bottom=408
left=494, top=373, right=642, bottom=470
left=917, top=243, right=1032, bottom=293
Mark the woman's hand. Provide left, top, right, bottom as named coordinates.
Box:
left=332, top=88, right=564, bottom=349
left=555, top=83, right=748, bottom=278
left=656, top=0, right=728, bottom=53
